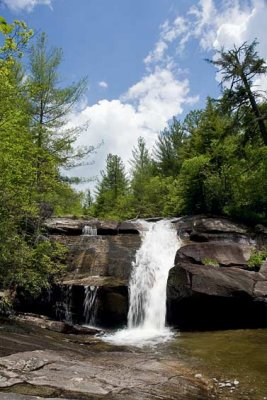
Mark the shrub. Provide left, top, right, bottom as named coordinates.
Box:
left=247, top=249, right=267, bottom=270
left=202, top=258, right=219, bottom=267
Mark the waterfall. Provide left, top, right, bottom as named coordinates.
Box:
left=82, top=225, right=97, bottom=236
left=83, top=285, right=98, bottom=326
left=55, top=285, right=73, bottom=323
left=104, top=219, right=181, bottom=346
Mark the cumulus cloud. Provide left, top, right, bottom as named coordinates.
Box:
left=2, top=0, right=52, bottom=12
left=69, top=0, right=267, bottom=188
left=98, top=81, right=108, bottom=89
left=68, top=67, right=198, bottom=187
left=145, top=0, right=267, bottom=64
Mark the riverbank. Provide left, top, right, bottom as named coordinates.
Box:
left=0, top=318, right=266, bottom=399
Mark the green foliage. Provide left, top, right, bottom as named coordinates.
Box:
left=0, top=17, right=33, bottom=59
left=130, top=137, right=154, bottom=217
left=202, top=258, right=219, bottom=267
left=0, top=19, right=87, bottom=302
left=176, top=155, right=211, bottom=214
left=0, top=292, right=12, bottom=315
left=207, top=40, right=267, bottom=145
left=154, top=117, right=185, bottom=176
left=94, top=154, right=129, bottom=219
left=247, top=249, right=267, bottom=270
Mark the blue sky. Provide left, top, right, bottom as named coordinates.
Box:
left=1, top=0, right=267, bottom=190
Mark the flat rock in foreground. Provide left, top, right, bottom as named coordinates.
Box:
left=0, top=349, right=214, bottom=400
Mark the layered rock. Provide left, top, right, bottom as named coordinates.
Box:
left=17, top=218, right=143, bottom=327
left=44, top=217, right=142, bottom=235
left=171, top=215, right=263, bottom=245
left=167, top=217, right=267, bottom=330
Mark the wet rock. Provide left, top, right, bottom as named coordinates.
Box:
left=56, top=234, right=141, bottom=282
left=97, top=288, right=128, bottom=327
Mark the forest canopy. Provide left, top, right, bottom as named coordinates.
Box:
left=90, top=41, right=267, bottom=223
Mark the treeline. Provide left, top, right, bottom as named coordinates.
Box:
left=0, top=18, right=92, bottom=304
left=87, top=41, right=267, bottom=223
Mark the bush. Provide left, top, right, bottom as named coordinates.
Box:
left=247, top=249, right=267, bottom=270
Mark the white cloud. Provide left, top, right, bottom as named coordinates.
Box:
left=98, top=81, right=108, bottom=89
left=69, top=0, right=267, bottom=189
left=68, top=67, right=198, bottom=188
left=146, top=0, right=267, bottom=59
left=2, top=0, right=52, bottom=12
left=144, top=16, right=189, bottom=66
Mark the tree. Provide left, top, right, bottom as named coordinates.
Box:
left=130, top=137, right=153, bottom=216
left=153, top=117, right=185, bottom=176
left=0, top=19, right=67, bottom=302
left=26, top=33, right=93, bottom=195
left=83, top=189, right=94, bottom=216
left=207, top=40, right=267, bottom=144
left=0, top=17, right=33, bottom=60
left=94, top=154, right=128, bottom=218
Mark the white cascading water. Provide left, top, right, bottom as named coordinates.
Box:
left=104, top=219, right=181, bottom=347
left=82, top=225, right=97, bottom=236
left=83, top=285, right=98, bottom=326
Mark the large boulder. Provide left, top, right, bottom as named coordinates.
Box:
left=175, top=242, right=251, bottom=267
left=167, top=239, right=267, bottom=330
left=171, top=215, right=258, bottom=245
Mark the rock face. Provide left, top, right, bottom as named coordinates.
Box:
left=17, top=219, right=143, bottom=327
left=167, top=216, right=267, bottom=330
left=17, top=215, right=267, bottom=330
left=57, top=234, right=141, bottom=282
left=44, top=217, right=143, bottom=235
left=171, top=215, right=261, bottom=245
left=175, top=242, right=251, bottom=267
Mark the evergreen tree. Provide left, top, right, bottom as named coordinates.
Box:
left=27, top=33, right=93, bottom=197
left=207, top=40, right=267, bottom=144
left=0, top=18, right=66, bottom=302
left=153, top=117, right=185, bottom=176
left=130, top=137, right=153, bottom=217
left=94, top=154, right=128, bottom=218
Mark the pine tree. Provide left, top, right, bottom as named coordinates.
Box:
left=27, top=33, right=93, bottom=195
left=153, top=117, right=185, bottom=176
left=130, top=137, right=153, bottom=216
left=207, top=40, right=267, bottom=144
left=94, top=154, right=128, bottom=218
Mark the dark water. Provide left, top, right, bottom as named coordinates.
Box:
left=159, top=329, right=267, bottom=400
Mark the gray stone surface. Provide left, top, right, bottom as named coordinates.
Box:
left=175, top=241, right=252, bottom=268
left=0, top=350, right=214, bottom=400
left=55, top=234, right=141, bottom=283
left=44, top=217, right=143, bottom=235
left=0, top=395, right=72, bottom=400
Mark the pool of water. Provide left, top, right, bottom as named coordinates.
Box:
left=155, top=329, right=267, bottom=400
